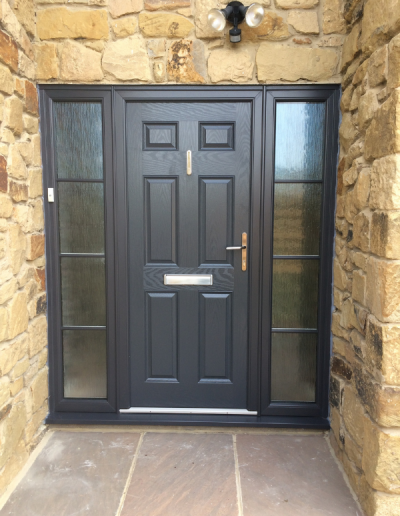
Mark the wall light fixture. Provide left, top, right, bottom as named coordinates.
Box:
left=208, top=2, right=265, bottom=43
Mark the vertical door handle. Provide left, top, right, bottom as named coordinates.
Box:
left=226, top=233, right=247, bottom=271
left=187, top=150, right=192, bottom=175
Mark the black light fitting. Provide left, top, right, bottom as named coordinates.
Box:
left=208, top=2, right=265, bottom=43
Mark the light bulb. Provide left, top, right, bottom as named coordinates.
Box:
left=245, top=3, right=264, bottom=27
left=208, top=9, right=227, bottom=31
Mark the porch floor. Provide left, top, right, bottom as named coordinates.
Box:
left=0, top=428, right=363, bottom=516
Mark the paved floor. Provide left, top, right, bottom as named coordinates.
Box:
left=0, top=429, right=364, bottom=516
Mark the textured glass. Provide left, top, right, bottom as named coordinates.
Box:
left=275, top=102, right=326, bottom=180
left=273, top=183, right=322, bottom=256
left=271, top=332, right=317, bottom=402
left=63, top=330, right=107, bottom=398
left=53, top=102, right=103, bottom=180
left=272, top=259, right=319, bottom=328
left=61, top=257, right=106, bottom=326
left=58, top=182, right=105, bottom=253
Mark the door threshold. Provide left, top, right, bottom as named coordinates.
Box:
left=119, top=407, right=258, bottom=415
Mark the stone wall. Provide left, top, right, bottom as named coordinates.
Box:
left=330, top=0, right=400, bottom=515
left=33, top=0, right=344, bottom=84
left=0, top=0, right=48, bottom=497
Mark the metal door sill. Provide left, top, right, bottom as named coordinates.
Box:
left=119, top=407, right=258, bottom=415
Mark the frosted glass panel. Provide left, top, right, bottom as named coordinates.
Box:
left=275, top=102, right=326, bottom=181
left=61, top=257, right=106, bottom=326
left=273, top=183, right=321, bottom=256
left=272, top=259, right=319, bottom=328
left=271, top=332, right=317, bottom=402
left=63, top=330, right=107, bottom=398
left=58, top=182, right=105, bottom=253
left=53, top=102, right=103, bottom=180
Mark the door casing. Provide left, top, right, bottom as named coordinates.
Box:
left=40, top=85, right=340, bottom=428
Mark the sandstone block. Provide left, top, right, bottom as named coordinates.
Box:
left=361, top=0, right=400, bottom=55
left=256, top=44, right=338, bottom=82
left=109, top=0, right=143, bottom=18
left=366, top=315, right=400, bottom=386
left=85, top=41, right=105, bottom=52
left=28, top=316, right=47, bottom=358
left=0, top=307, right=8, bottom=342
left=8, top=292, right=29, bottom=339
left=0, top=278, right=17, bottom=305
left=18, top=51, right=35, bottom=81
left=371, top=211, right=400, bottom=259
left=332, top=311, right=350, bottom=341
left=368, top=45, right=387, bottom=88
left=23, top=114, right=38, bottom=134
left=28, top=169, right=43, bottom=198
left=0, top=155, right=7, bottom=193
left=366, top=256, right=400, bottom=323
left=359, top=476, right=400, bottom=516
left=110, top=16, right=138, bottom=38
left=341, top=23, right=361, bottom=71
left=358, top=91, right=378, bottom=132
left=330, top=406, right=343, bottom=449
left=339, top=113, right=358, bottom=154
left=362, top=418, right=400, bottom=494
left=333, top=257, right=349, bottom=291
left=32, top=135, right=42, bottom=168
left=60, top=41, right=103, bottom=82
left=3, top=96, right=23, bottom=135
left=344, top=189, right=357, bottom=224
left=343, top=430, right=362, bottom=470
left=153, top=61, right=166, bottom=83
left=12, top=0, right=35, bottom=37
left=354, top=168, right=370, bottom=210
left=365, top=91, right=400, bottom=161
left=370, top=155, right=400, bottom=210
left=0, top=336, right=27, bottom=375
left=145, top=0, right=190, bottom=10
left=342, top=162, right=357, bottom=186
left=25, top=81, right=38, bottom=116
left=388, top=33, right=400, bottom=90
left=30, top=368, right=48, bottom=414
left=322, top=0, right=346, bottom=35
left=275, top=0, right=318, bottom=8
left=9, top=181, right=28, bottom=202
left=293, top=37, right=312, bottom=45
left=37, top=8, right=109, bottom=40
left=209, top=48, right=254, bottom=83
left=26, top=234, right=45, bottom=261
left=340, top=85, right=353, bottom=113
left=35, top=43, right=59, bottom=81
left=139, top=12, right=193, bottom=38
left=0, top=376, right=10, bottom=406
left=343, top=385, right=365, bottom=447
left=147, top=39, right=166, bottom=57
left=318, top=35, right=344, bottom=47
left=7, top=145, right=27, bottom=180
left=103, top=36, right=151, bottom=81
left=0, top=30, right=18, bottom=73
left=0, top=402, right=27, bottom=470
left=9, top=224, right=26, bottom=274
left=16, top=141, right=33, bottom=167
left=167, top=39, right=206, bottom=83
left=240, top=13, right=290, bottom=42
left=24, top=403, right=48, bottom=444
left=288, top=11, right=319, bottom=35
left=10, top=357, right=29, bottom=381
left=0, top=194, right=12, bottom=219
left=353, top=269, right=366, bottom=306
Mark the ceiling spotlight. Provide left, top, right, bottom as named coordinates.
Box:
left=208, top=1, right=265, bottom=43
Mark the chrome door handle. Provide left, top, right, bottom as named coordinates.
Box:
left=226, top=233, right=247, bottom=271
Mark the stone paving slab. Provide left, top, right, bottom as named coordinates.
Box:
left=0, top=430, right=364, bottom=516
left=0, top=431, right=140, bottom=516
left=236, top=434, right=363, bottom=516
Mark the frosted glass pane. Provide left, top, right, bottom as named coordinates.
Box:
left=58, top=182, right=105, bottom=253
left=272, top=259, right=319, bottom=328
left=53, top=102, right=103, bottom=180
left=275, top=102, right=326, bottom=180
left=61, top=257, right=106, bottom=326
left=63, top=330, right=107, bottom=398
left=271, top=332, right=317, bottom=402
left=273, top=183, right=321, bottom=256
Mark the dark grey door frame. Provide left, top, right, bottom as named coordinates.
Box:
left=40, top=85, right=339, bottom=428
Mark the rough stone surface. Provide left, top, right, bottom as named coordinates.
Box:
left=37, top=8, right=109, bottom=40
left=167, top=39, right=205, bottom=83
left=240, top=13, right=291, bottom=42
left=110, top=16, right=138, bottom=38
left=370, top=155, right=400, bottom=210
left=35, top=43, right=59, bottom=80
left=109, top=0, right=143, bottom=18
left=368, top=45, right=388, bottom=88
left=365, top=91, right=400, bottom=161
left=102, top=36, right=151, bottom=81
left=60, top=41, right=103, bottom=81
left=139, top=12, right=194, bottom=38
left=388, top=34, right=400, bottom=89
left=361, top=0, right=400, bottom=55
left=195, top=0, right=219, bottom=39
left=256, top=44, right=338, bottom=81
left=323, top=0, right=346, bottom=35
left=275, top=0, right=318, bottom=8
left=366, top=257, right=400, bottom=323
left=209, top=48, right=254, bottom=83
left=366, top=316, right=400, bottom=386
left=145, top=0, right=190, bottom=10
left=288, top=11, right=319, bottom=35
left=0, top=30, right=18, bottom=73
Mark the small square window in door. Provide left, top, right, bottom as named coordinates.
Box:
left=199, top=123, right=235, bottom=150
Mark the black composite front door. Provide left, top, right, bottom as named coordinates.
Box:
left=124, top=100, right=253, bottom=411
